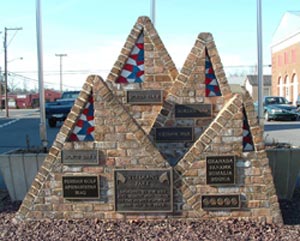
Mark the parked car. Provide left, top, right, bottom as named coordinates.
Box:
left=257, top=96, right=299, bottom=121
left=45, top=91, right=80, bottom=127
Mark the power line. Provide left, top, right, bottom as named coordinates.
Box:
left=3, top=27, right=23, bottom=117
left=13, top=69, right=111, bottom=74
left=224, top=64, right=271, bottom=68
left=55, top=53, right=67, bottom=92
left=7, top=30, right=19, bottom=47
left=8, top=72, right=79, bottom=89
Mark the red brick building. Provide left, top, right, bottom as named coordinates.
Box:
left=271, top=11, right=300, bottom=104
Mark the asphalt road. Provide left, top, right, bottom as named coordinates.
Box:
left=0, top=109, right=59, bottom=154
left=1, top=109, right=300, bottom=152
left=1, top=108, right=300, bottom=148
left=0, top=109, right=60, bottom=189
left=264, top=120, right=300, bottom=147
left=0, top=109, right=300, bottom=188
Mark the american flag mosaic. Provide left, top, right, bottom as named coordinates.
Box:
left=205, top=48, right=222, bottom=97
left=116, top=32, right=144, bottom=84
left=242, top=106, right=254, bottom=152
left=68, top=95, right=94, bottom=141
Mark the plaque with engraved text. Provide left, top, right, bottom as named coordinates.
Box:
left=201, top=194, right=240, bottom=210
left=62, top=176, right=99, bottom=199
left=155, top=127, right=194, bottom=142
left=175, top=104, right=212, bottom=118
left=61, top=150, right=99, bottom=165
left=114, top=169, right=173, bottom=212
left=126, top=90, right=163, bottom=104
left=206, top=155, right=236, bottom=185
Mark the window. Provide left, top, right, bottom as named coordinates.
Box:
left=272, top=56, right=276, bottom=68
left=278, top=54, right=283, bottom=67
left=263, top=87, right=270, bottom=97
left=265, top=96, right=289, bottom=105
left=292, top=49, right=297, bottom=63
left=284, top=51, right=289, bottom=65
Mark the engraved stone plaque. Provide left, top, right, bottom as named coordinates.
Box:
left=114, top=169, right=173, bottom=212
left=206, top=155, right=236, bottom=185
left=155, top=127, right=194, bottom=142
left=62, top=176, right=99, bottom=199
left=201, top=194, right=240, bottom=210
left=61, top=150, right=99, bottom=165
left=126, top=90, right=163, bottom=104
left=175, top=104, right=212, bottom=118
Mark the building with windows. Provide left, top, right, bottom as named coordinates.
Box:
left=244, top=75, right=272, bottom=102
left=271, top=11, right=300, bottom=104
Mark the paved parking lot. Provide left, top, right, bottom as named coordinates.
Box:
left=264, top=120, right=300, bottom=147
left=0, top=109, right=299, bottom=189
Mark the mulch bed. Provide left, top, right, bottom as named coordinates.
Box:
left=0, top=189, right=300, bottom=241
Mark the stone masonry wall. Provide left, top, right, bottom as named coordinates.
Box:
left=106, top=16, right=178, bottom=134
left=16, top=17, right=282, bottom=224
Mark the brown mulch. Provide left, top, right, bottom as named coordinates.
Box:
left=0, top=189, right=300, bottom=241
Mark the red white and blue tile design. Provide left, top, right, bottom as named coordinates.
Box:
left=242, top=106, right=254, bottom=152
left=116, top=32, right=144, bottom=84
left=68, top=96, right=94, bottom=141
left=205, top=49, right=222, bottom=97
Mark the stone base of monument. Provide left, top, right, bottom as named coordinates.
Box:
left=0, top=150, right=46, bottom=201
left=2, top=149, right=298, bottom=202
left=13, top=17, right=286, bottom=224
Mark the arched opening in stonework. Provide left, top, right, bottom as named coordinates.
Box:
left=291, top=76, right=294, bottom=103
left=284, top=75, right=290, bottom=101
left=283, top=76, right=287, bottom=98
left=278, top=76, right=283, bottom=96
left=292, top=73, right=298, bottom=104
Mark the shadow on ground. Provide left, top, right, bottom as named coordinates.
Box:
left=279, top=187, right=300, bottom=225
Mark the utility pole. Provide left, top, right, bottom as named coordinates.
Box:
left=257, top=0, right=264, bottom=126
left=55, top=53, right=67, bottom=93
left=150, top=0, right=156, bottom=26
left=4, top=27, right=23, bottom=118
left=36, top=0, right=48, bottom=151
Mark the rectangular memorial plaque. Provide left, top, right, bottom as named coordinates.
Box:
left=155, top=127, right=194, bottom=142
left=206, top=155, right=236, bottom=185
left=62, top=176, right=99, bottom=199
left=201, top=194, right=240, bottom=210
left=175, top=104, right=212, bottom=118
left=61, top=150, right=99, bottom=165
left=114, top=169, right=173, bottom=212
left=126, top=90, right=163, bottom=104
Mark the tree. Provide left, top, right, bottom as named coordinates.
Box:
left=7, top=75, right=19, bottom=93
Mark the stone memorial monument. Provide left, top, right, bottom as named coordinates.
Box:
left=15, top=16, right=282, bottom=223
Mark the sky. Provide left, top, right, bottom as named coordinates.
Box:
left=0, top=0, right=300, bottom=91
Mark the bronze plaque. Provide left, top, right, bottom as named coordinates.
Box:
left=201, top=194, right=240, bottom=210
left=114, top=169, right=173, bottom=212
left=206, top=155, right=236, bottom=185
left=126, top=90, right=163, bottom=104
left=62, top=176, right=99, bottom=199
left=175, top=104, right=212, bottom=118
left=155, top=127, right=194, bottom=142
left=61, top=150, right=99, bottom=165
